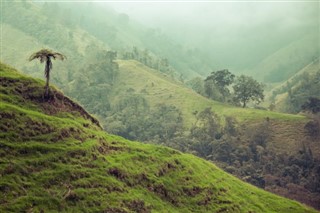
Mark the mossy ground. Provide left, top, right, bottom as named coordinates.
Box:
left=0, top=63, right=317, bottom=212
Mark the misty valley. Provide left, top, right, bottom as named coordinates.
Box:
left=0, top=1, right=319, bottom=212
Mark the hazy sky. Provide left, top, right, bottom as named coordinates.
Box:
left=107, top=2, right=319, bottom=29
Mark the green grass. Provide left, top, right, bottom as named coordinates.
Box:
left=116, top=60, right=306, bottom=127
left=0, top=63, right=318, bottom=212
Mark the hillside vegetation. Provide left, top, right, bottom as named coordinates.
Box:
left=1, top=2, right=208, bottom=79
left=114, top=60, right=305, bottom=124
left=82, top=60, right=319, bottom=209
left=266, top=58, right=320, bottom=113
left=1, top=63, right=318, bottom=212
left=2, top=1, right=320, bottom=210
left=246, top=34, right=319, bottom=83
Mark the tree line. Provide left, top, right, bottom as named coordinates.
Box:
left=187, top=69, right=265, bottom=108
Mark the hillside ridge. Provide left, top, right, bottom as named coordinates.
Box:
left=0, top=63, right=101, bottom=128
left=247, top=33, right=319, bottom=82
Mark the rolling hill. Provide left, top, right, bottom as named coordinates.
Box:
left=1, top=1, right=209, bottom=79
left=245, top=33, right=319, bottom=83
left=265, top=58, right=320, bottom=113
left=107, top=58, right=320, bottom=162
left=1, top=63, right=317, bottom=212
left=114, top=60, right=306, bottom=126
left=90, top=60, right=319, bottom=209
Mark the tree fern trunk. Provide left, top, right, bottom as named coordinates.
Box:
left=45, top=72, right=50, bottom=98
left=44, top=59, right=51, bottom=98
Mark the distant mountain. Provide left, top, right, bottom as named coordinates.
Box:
left=246, top=34, right=319, bottom=83
left=1, top=1, right=210, bottom=79
left=266, top=58, right=320, bottom=113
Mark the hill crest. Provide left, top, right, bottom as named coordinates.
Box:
left=0, top=63, right=101, bottom=129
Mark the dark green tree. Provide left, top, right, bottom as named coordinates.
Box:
left=302, top=97, right=320, bottom=114
left=147, top=104, right=183, bottom=141
left=205, top=69, right=235, bottom=101
left=190, top=107, right=221, bottom=142
left=204, top=79, right=221, bottom=101
left=29, top=49, right=66, bottom=98
left=233, top=75, right=264, bottom=108
left=186, top=77, right=205, bottom=95
left=189, top=108, right=222, bottom=157
left=105, top=51, right=117, bottom=63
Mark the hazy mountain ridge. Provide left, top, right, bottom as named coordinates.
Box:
left=246, top=33, right=319, bottom=83
left=2, top=1, right=318, bottom=83
left=266, top=58, right=320, bottom=113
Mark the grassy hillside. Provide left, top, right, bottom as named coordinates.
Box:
left=2, top=2, right=319, bottom=210
left=265, top=58, right=320, bottom=113
left=104, top=60, right=320, bottom=209
left=115, top=60, right=305, bottom=126
left=109, top=59, right=320, bottom=156
left=0, top=1, right=311, bottom=126
left=1, top=64, right=318, bottom=212
left=246, top=34, right=319, bottom=83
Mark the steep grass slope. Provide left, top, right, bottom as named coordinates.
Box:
left=0, top=63, right=317, bottom=212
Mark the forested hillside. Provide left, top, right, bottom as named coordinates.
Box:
left=1, top=1, right=320, bottom=210
left=1, top=1, right=210, bottom=79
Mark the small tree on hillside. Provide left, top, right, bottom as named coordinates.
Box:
left=29, top=49, right=66, bottom=99
left=186, top=77, right=205, bottom=96
left=233, top=75, right=264, bottom=108
left=302, top=97, right=320, bottom=114
left=204, top=69, right=235, bottom=102
left=205, top=70, right=235, bottom=96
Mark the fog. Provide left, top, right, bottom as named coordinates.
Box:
left=108, top=2, right=318, bottom=28
left=108, top=1, right=319, bottom=70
